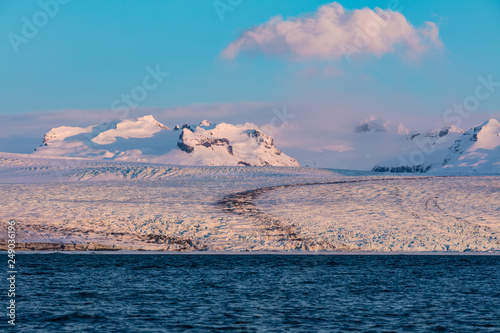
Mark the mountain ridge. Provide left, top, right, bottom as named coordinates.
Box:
left=372, top=118, right=500, bottom=174
left=34, top=115, right=299, bottom=167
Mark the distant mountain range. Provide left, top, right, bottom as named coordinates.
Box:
left=372, top=119, right=500, bottom=174
left=34, top=115, right=300, bottom=167
left=32, top=115, right=500, bottom=173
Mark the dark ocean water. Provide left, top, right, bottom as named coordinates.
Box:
left=2, top=254, right=500, bottom=332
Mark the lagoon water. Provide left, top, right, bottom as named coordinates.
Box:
left=3, top=254, right=500, bottom=332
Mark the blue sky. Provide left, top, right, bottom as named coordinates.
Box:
left=1, top=0, right=499, bottom=113
left=0, top=0, right=499, bottom=158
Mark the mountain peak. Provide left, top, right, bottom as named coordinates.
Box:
left=479, top=118, right=500, bottom=129
left=136, top=115, right=169, bottom=130
left=90, top=116, right=169, bottom=145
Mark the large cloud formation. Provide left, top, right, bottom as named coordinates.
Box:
left=222, top=2, right=442, bottom=61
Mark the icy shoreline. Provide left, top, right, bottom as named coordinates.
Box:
left=4, top=250, right=500, bottom=255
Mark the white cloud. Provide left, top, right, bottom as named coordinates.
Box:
left=222, top=2, right=442, bottom=61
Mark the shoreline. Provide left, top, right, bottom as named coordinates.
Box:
left=2, top=248, right=500, bottom=256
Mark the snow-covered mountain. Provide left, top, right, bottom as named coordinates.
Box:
left=33, top=115, right=300, bottom=167
left=372, top=119, right=500, bottom=173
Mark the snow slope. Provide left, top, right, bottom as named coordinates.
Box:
left=372, top=119, right=500, bottom=174
left=33, top=115, right=299, bottom=167
left=439, top=119, right=500, bottom=173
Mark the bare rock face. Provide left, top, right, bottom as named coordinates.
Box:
left=355, top=118, right=387, bottom=133
left=371, top=165, right=432, bottom=173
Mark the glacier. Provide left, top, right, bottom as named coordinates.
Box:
left=0, top=153, right=498, bottom=252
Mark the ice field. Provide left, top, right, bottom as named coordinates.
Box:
left=0, top=153, right=499, bottom=252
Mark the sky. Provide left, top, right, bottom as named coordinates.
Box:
left=1, top=0, right=500, bottom=166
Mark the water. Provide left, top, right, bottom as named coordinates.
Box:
left=2, top=254, right=500, bottom=332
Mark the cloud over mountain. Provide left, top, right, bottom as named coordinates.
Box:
left=222, top=2, right=441, bottom=61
